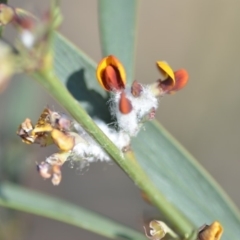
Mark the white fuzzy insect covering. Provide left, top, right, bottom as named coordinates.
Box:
left=72, top=119, right=130, bottom=163
left=110, top=85, right=158, bottom=136
left=70, top=84, right=157, bottom=164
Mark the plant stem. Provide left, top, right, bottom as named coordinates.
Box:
left=32, top=69, right=196, bottom=238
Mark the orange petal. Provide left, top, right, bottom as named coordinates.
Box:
left=119, top=92, right=132, bottom=114
left=96, top=55, right=126, bottom=91
left=168, top=69, right=189, bottom=94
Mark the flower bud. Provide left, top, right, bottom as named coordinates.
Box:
left=119, top=91, right=133, bottom=114
left=144, top=220, right=171, bottom=240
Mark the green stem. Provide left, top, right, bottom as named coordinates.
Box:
left=32, top=69, right=196, bottom=238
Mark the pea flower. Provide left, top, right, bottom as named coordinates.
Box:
left=96, top=55, right=189, bottom=136
left=156, top=61, right=189, bottom=94
left=96, top=55, right=126, bottom=91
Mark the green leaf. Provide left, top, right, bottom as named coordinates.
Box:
left=133, top=121, right=240, bottom=239
left=52, top=6, right=240, bottom=239
left=97, top=2, right=240, bottom=239
left=0, top=182, right=146, bottom=240
left=54, top=35, right=111, bottom=122
left=98, top=0, right=138, bottom=82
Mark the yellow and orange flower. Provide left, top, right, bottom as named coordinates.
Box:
left=96, top=55, right=126, bottom=91
left=96, top=55, right=189, bottom=95
left=156, top=61, right=189, bottom=94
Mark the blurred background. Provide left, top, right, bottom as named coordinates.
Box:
left=1, top=0, right=240, bottom=239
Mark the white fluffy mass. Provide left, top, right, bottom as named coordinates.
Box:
left=69, top=84, right=158, bottom=165
left=110, top=85, right=158, bottom=136
left=72, top=119, right=130, bottom=163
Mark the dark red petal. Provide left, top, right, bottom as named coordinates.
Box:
left=119, top=92, right=132, bottom=114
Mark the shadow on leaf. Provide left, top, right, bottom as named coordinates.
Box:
left=67, top=68, right=111, bottom=123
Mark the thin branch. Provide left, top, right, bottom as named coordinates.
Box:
left=32, top=69, right=196, bottom=238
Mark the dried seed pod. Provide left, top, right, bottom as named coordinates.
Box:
left=96, top=55, right=126, bottom=91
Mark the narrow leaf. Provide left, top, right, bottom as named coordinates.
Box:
left=0, top=182, right=146, bottom=240
left=132, top=121, right=240, bottom=240
left=52, top=32, right=240, bottom=240
left=98, top=0, right=138, bottom=82
left=97, top=2, right=240, bottom=239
